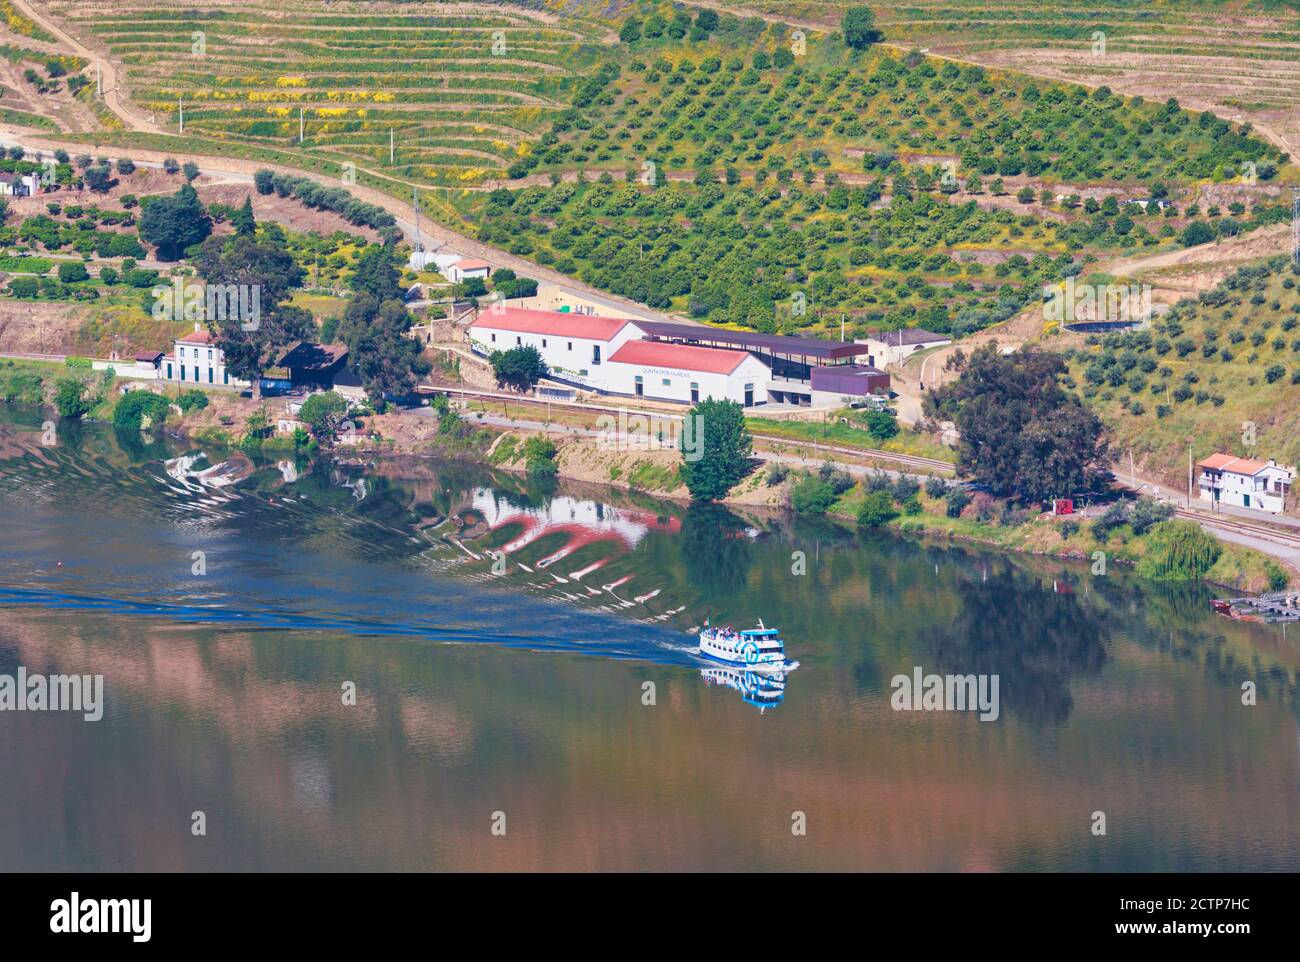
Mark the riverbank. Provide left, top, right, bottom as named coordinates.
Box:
left=5, top=365, right=1291, bottom=595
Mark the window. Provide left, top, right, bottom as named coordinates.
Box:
left=490, top=333, right=496, bottom=343
left=592, top=345, right=601, bottom=365
left=542, top=339, right=547, bottom=348
left=662, top=378, right=671, bottom=386
left=516, top=336, right=522, bottom=346
left=567, top=341, right=573, bottom=351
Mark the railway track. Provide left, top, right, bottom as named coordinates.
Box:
left=1176, top=509, right=1300, bottom=551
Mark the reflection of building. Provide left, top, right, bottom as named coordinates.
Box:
left=701, top=666, right=786, bottom=712
left=1197, top=454, right=1294, bottom=513
left=470, top=489, right=679, bottom=569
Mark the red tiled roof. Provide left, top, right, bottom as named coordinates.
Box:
left=455, top=259, right=490, bottom=271
left=471, top=307, right=636, bottom=342
left=608, top=339, right=751, bottom=375
left=1198, top=453, right=1271, bottom=475
left=177, top=328, right=215, bottom=345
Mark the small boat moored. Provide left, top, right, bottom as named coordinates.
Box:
left=699, top=619, right=787, bottom=669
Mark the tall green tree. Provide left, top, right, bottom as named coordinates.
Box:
left=679, top=398, right=752, bottom=502
left=842, top=7, right=879, bottom=49
left=231, top=196, right=257, bottom=237
left=349, top=244, right=404, bottom=302
left=139, top=183, right=212, bottom=260
left=925, top=344, right=1108, bottom=502
left=337, top=293, right=430, bottom=401
left=193, top=233, right=311, bottom=394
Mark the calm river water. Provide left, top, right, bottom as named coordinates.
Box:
left=0, top=407, right=1297, bottom=870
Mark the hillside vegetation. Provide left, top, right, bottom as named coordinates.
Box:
left=1066, top=254, right=1300, bottom=482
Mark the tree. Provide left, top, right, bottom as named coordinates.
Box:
left=842, top=7, right=879, bottom=49
left=619, top=17, right=641, bottom=43
left=82, top=165, right=113, bottom=192
left=116, top=157, right=135, bottom=175
left=54, top=379, right=92, bottom=419
left=57, top=261, right=89, bottom=283
left=336, top=294, right=431, bottom=401
left=231, top=196, right=256, bottom=237
left=182, top=161, right=200, bottom=183
left=1181, top=220, right=1214, bottom=247
left=524, top=436, right=559, bottom=478
left=253, top=169, right=274, bottom=194
left=112, top=389, right=170, bottom=433
left=679, top=398, right=752, bottom=501
left=163, top=157, right=180, bottom=175
left=349, top=244, right=404, bottom=301
left=139, top=183, right=212, bottom=260
left=857, top=490, right=898, bottom=528
left=791, top=475, right=837, bottom=515
left=925, top=344, right=1108, bottom=502
left=299, top=391, right=349, bottom=440
left=490, top=345, right=548, bottom=391
left=193, top=233, right=311, bottom=393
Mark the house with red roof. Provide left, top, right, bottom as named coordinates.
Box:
left=605, top=339, right=770, bottom=405
left=469, top=307, right=644, bottom=392
left=1197, top=453, right=1294, bottom=513
left=446, top=258, right=492, bottom=285
left=166, top=323, right=248, bottom=388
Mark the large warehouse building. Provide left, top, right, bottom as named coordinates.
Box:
left=468, top=307, right=889, bottom=407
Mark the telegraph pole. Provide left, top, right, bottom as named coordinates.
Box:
left=178, top=98, right=184, bottom=134
left=299, top=106, right=305, bottom=144
left=390, top=129, right=394, bottom=165
left=1293, top=188, right=1300, bottom=265
left=412, top=187, right=422, bottom=252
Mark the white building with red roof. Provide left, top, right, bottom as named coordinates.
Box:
left=1197, top=453, right=1294, bottom=513
left=446, top=258, right=492, bottom=285
left=167, top=323, right=247, bottom=388
left=606, top=339, right=769, bottom=405
left=469, top=307, right=644, bottom=392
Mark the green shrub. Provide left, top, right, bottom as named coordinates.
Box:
left=791, top=475, right=838, bottom=515
left=1134, top=520, right=1222, bottom=581
left=857, top=490, right=898, bottom=528
left=177, top=389, right=209, bottom=414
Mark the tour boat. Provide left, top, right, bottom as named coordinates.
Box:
left=698, top=619, right=787, bottom=669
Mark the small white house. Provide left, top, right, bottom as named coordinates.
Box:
left=857, top=328, right=952, bottom=368
left=167, top=324, right=247, bottom=388
left=0, top=172, right=38, bottom=197
left=446, top=258, right=491, bottom=285
left=1198, top=454, right=1294, bottom=513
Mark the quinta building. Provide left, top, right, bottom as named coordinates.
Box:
left=468, top=307, right=889, bottom=407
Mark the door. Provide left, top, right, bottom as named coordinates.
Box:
left=1243, top=494, right=1250, bottom=508
left=743, top=384, right=754, bottom=407
left=634, top=376, right=643, bottom=397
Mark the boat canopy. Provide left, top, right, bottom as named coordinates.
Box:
left=740, top=628, right=781, bottom=637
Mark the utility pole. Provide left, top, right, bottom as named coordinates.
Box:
left=299, top=106, right=305, bottom=144
left=178, top=98, right=184, bottom=134
left=95, top=59, right=101, bottom=98
left=412, top=187, right=422, bottom=252
left=1129, top=449, right=1136, bottom=490
left=390, top=129, right=394, bottom=165
left=1292, top=188, right=1299, bottom=265
left=1187, top=442, right=1193, bottom=508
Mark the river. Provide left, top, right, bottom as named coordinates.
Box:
left=0, top=407, right=1297, bottom=871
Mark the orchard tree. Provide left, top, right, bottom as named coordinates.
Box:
left=679, top=398, right=752, bottom=502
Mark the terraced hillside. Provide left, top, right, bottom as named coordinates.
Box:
left=703, top=1, right=1300, bottom=158
left=1067, top=254, right=1300, bottom=483
left=39, top=0, right=609, bottom=185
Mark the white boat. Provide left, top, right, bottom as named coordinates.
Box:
left=698, top=619, right=787, bottom=670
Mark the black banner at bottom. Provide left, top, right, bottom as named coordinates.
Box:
left=7, top=871, right=1284, bottom=948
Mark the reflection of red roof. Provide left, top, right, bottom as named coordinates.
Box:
left=471, top=307, right=636, bottom=342
left=608, top=339, right=750, bottom=375
left=1198, top=453, right=1272, bottom=475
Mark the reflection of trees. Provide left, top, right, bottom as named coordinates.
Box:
left=680, top=502, right=753, bottom=598
left=933, top=568, right=1109, bottom=727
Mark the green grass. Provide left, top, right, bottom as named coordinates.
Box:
left=748, top=411, right=955, bottom=463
